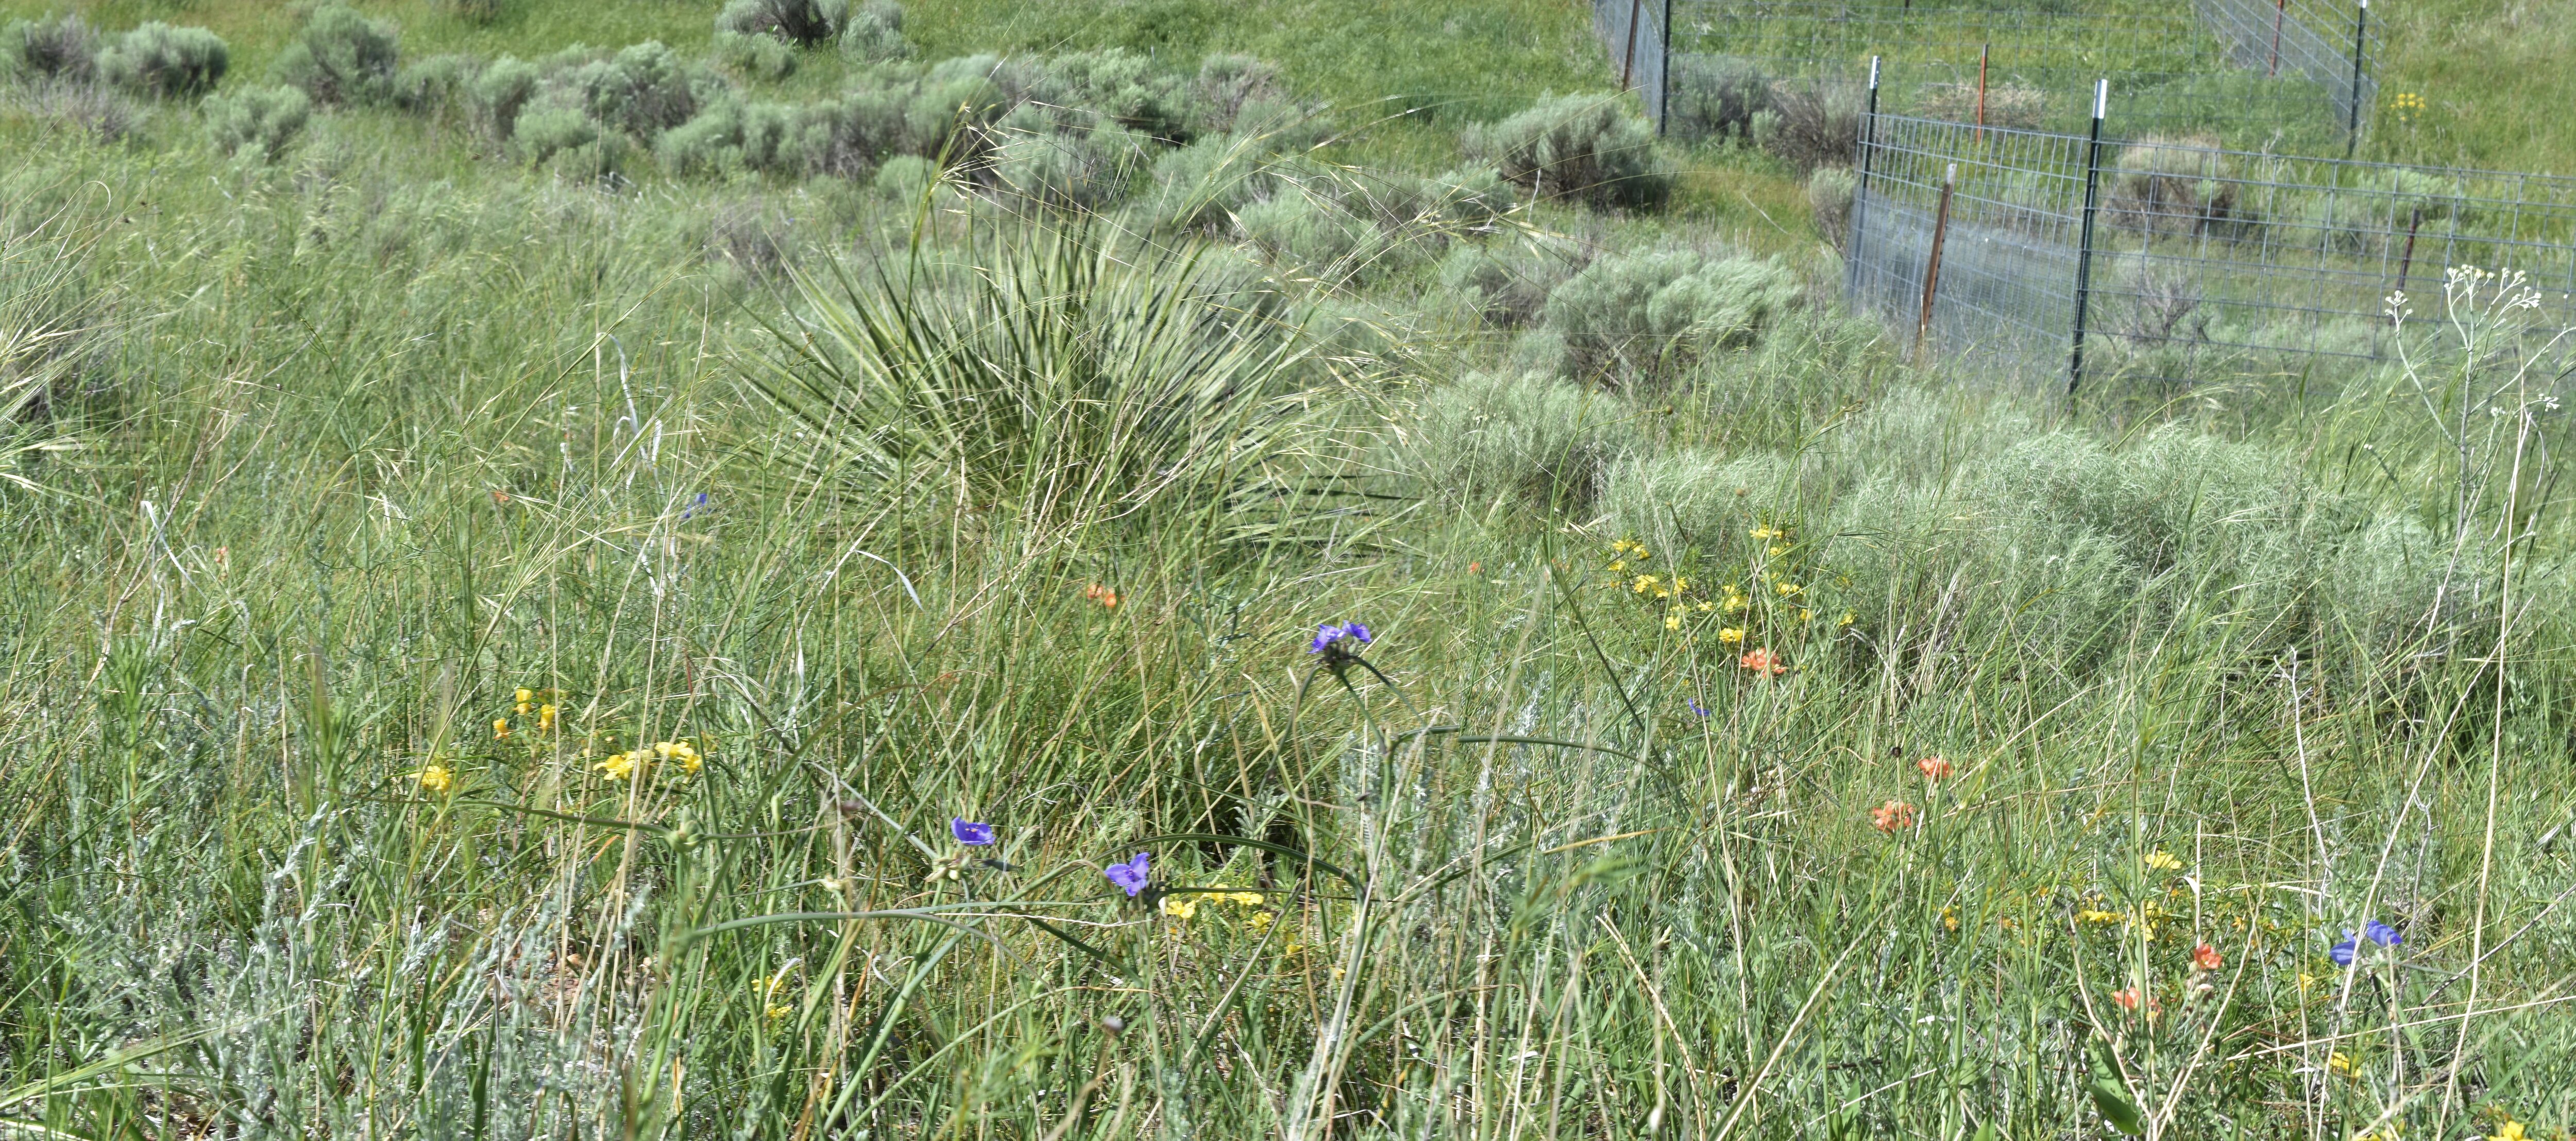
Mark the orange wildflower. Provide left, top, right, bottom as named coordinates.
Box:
left=1870, top=800, right=1917, bottom=832
left=1738, top=648, right=1786, bottom=675
left=2192, top=944, right=2222, bottom=972
left=2112, top=987, right=2141, bottom=1011
left=1082, top=584, right=1120, bottom=609
left=1916, top=755, right=1954, bottom=780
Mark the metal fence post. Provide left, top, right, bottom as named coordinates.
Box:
left=1621, top=0, right=1645, bottom=90
left=2067, top=79, right=2109, bottom=398
left=1657, top=0, right=1673, bottom=136
left=1844, top=57, right=1883, bottom=305
left=1915, top=162, right=1957, bottom=362
left=2345, top=0, right=2368, bottom=157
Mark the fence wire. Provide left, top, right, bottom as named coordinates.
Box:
left=2193, top=0, right=2377, bottom=133
left=1658, top=0, right=2371, bottom=146
left=1848, top=112, right=2576, bottom=388
left=1594, top=0, right=1672, bottom=128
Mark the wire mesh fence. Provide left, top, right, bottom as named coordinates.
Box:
left=2192, top=0, right=2377, bottom=135
left=1645, top=0, right=2372, bottom=147
left=1593, top=0, right=1673, bottom=129
left=1846, top=105, right=2576, bottom=389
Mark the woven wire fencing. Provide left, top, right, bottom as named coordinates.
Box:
left=1848, top=111, right=2576, bottom=388
left=1651, top=0, right=2371, bottom=147
left=2193, top=0, right=2378, bottom=132
left=1594, top=0, right=1672, bottom=128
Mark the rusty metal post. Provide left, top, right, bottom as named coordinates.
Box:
left=2396, top=204, right=2424, bottom=298
left=1976, top=43, right=1989, bottom=142
left=1621, top=0, right=1645, bottom=89
left=2269, top=0, right=2286, bottom=76
left=1916, top=162, right=1957, bottom=361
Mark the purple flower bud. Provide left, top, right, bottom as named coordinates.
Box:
left=2330, top=936, right=2357, bottom=966
left=2362, top=919, right=2401, bottom=948
left=1105, top=852, right=1150, bottom=897
left=951, top=818, right=996, bottom=846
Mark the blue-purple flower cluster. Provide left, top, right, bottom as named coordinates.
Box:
left=1309, top=621, right=1371, bottom=655
left=2330, top=919, right=2402, bottom=965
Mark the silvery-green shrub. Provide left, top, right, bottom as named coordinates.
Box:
left=1666, top=54, right=1770, bottom=143
left=1409, top=369, right=1634, bottom=512
left=840, top=1, right=910, bottom=63
left=1464, top=93, right=1670, bottom=209
left=713, top=29, right=799, bottom=80
left=204, top=83, right=311, bottom=162
left=2, top=14, right=97, bottom=83
left=98, top=23, right=227, bottom=98
left=1540, top=247, right=1802, bottom=381
left=1438, top=236, right=1582, bottom=328
left=272, top=4, right=400, bottom=107
left=1036, top=48, right=1197, bottom=142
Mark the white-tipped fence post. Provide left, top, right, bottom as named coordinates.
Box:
left=1844, top=57, right=1883, bottom=305
left=2069, top=79, right=2109, bottom=397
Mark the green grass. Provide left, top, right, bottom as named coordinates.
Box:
left=2, top=1, right=2574, bottom=1138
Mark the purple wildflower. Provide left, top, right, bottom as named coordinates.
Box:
left=951, top=818, right=995, bottom=846
left=2330, top=936, right=2357, bottom=966
left=1309, top=622, right=1372, bottom=655
left=1688, top=698, right=1710, bottom=718
left=2362, top=919, right=2402, bottom=948
left=1105, top=852, right=1150, bottom=897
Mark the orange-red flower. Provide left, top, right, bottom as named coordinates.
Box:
left=1870, top=800, right=1917, bottom=832
left=2111, top=987, right=2141, bottom=1011
left=1082, top=584, right=1120, bottom=609
left=2192, top=944, right=2222, bottom=972
left=1738, top=648, right=1786, bottom=675
left=1916, top=755, right=1953, bottom=780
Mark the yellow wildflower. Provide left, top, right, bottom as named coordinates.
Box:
left=2489, top=1120, right=2528, bottom=1141
left=1665, top=614, right=1682, bottom=630
left=515, top=688, right=534, bottom=714
left=1227, top=892, right=1264, bottom=906
left=1941, top=905, right=1959, bottom=931
left=414, top=764, right=455, bottom=796
left=1633, top=548, right=1649, bottom=561
left=1718, top=627, right=1744, bottom=644
left=1160, top=895, right=1198, bottom=920
left=1670, top=576, right=1689, bottom=592
left=2144, top=850, right=2183, bottom=871
left=1722, top=595, right=1747, bottom=613
left=655, top=740, right=704, bottom=776
left=493, top=719, right=510, bottom=740
left=1767, top=544, right=1787, bottom=556
left=1750, top=526, right=1782, bottom=540
left=1840, top=611, right=1855, bottom=626
left=1246, top=911, right=1275, bottom=932
left=1799, top=608, right=1814, bottom=622
left=1608, top=560, right=1625, bottom=572
left=596, top=750, right=641, bottom=781
left=1775, top=582, right=1803, bottom=597
left=1696, top=600, right=1714, bottom=611
left=2328, top=1050, right=2358, bottom=1077
left=539, top=704, right=558, bottom=731
left=1633, top=574, right=1658, bottom=593
left=2078, top=909, right=2123, bottom=925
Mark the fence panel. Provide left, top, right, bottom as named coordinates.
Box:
left=1849, top=113, right=2576, bottom=387
left=1849, top=116, right=2092, bottom=378
left=1595, top=0, right=1672, bottom=127
left=2191, top=0, right=2376, bottom=133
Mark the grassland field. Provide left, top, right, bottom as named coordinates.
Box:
left=0, top=0, right=2573, bottom=1138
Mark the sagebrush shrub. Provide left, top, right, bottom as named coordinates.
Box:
left=1438, top=236, right=1582, bottom=328
left=2, top=14, right=97, bottom=83
left=1036, top=48, right=1197, bottom=142
left=873, top=154, right=941, bottom=199
left=557, top=41, right=708, bottom=141
left=1431, top=165, right=1517, bottom=227
left=467, top=55, right=540, bottom=143
left=713, top=30, right=799, bottom=80
left=272, top=3, right=400, bottom=106
left=28, top=80, right=141, bottom=141
left=98, top=23, right=227, bottom=98
left=393, top=53, right=479, bottom=117
left=1598, top=447, right=1795, bottom=559
left=1191, top=53, right=1280, bottom=135
left=990, top=117, right=1151, bottom=209
left=2108, top=134, right=2253, bottom=239
left=1807, top=166, right=1854, bottom=249
left=1541, top=247, right=1802, bottom=382
left=1752, top=79, right=1861, bottom=173
left=205, top=84, right=311, bottom=162
left=1408, top=369, right=1632, bottom=512
left=1666, top=54, right=1770, bottom=142
left=1465, top=93, right=1669, bottom=209
left=1134, top=134, right=1281, bottom=232
left=715, top=0, right=847, bottom=47
left=839, top=1, right=910, bottom=63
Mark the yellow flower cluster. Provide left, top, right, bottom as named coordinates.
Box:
left=412, top=764, right=455, bottom=796
left=2144, top=850, right=2183, bottom=871
left=2389, top=90, right=2426, bottom=124
left=596, top=739, right=705, bottom=782
left=1161, top=884, right=1267, bottom=922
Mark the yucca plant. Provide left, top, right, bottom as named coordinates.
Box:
left=745, top=225, right=1323, bottom=527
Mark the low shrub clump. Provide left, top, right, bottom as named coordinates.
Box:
left=1408, top=369, right=1633, bottom=512
left=1665, top=54, right=1771, bottom=143
left=1464, top=93, right=1670, bottom=209
left=96, top=23, right=226, bottom=98
left=1537, top=246, right=1803, bottom=382
left=205, top=84, right=312, bottom=162
left=2108, top=133, right=2255, bottom=239
left=273, top=3, right=401, bottom=107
